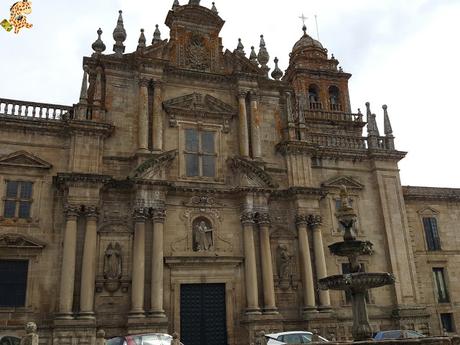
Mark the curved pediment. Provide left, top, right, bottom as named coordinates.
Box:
left=165, top=5, right=224, bottom=31
left=0, top=150, right=52, bottom=169
left=228, top=156, right=278, bottom=189
left=130, top=150, right=178, bottom=180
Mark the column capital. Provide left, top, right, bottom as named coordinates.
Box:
left=138, top=78, right=150, bottom=87
left=64, top=204, right=80, bottom=219
left=240, top=211, right=255, bottom=225
left=238, top=90, right=248, bottom=99
left=249, top=90, right=260, bottom=101
left=256, top=212, right=271, bottom=226
left=84, top=206, right=99, bottom=220
left=133, top=207, right=149, bottom=221
left=307, top=214, right=322, bottom=231
left=295, top=214, right=309, bottom=226
left=152, top=79, right=164, bottom=88
left=152, top=208, right=166, bottom=222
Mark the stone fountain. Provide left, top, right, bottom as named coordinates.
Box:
left=319, top=186, right=395, bottom=341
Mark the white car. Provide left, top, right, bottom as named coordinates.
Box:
left=266, top=331, right=328, bottom=345
left=0, top=336, right=21, bottom=345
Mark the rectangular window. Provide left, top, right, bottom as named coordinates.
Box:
left=441, top=313, right=455, bottom=333
left=423, top=217, right=441, bottom=251
left=0, top=260, right=28, bottom=307
left=342, top=263, right=369, bottom=304
left=433, top=268, right=450, bottom=303
left=184, top=129, right=216, bottom=178
left=3, top=181, right=33, bottom=219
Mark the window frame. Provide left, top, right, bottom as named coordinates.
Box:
left=2, top=180, right=34, bottom=219
left=432, top=267, right=450, bottom=303
left=422, top=216, right=442, bottom=251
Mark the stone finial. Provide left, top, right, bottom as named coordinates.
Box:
left=249, top=46, right=258, bottom=65
left=92, top=28, right=106, bottom=56
left=235, top=38, right=245, bottom=56
left=21, top=322, right=39, bottom=345
left=257, top=35, right=270, bottom=76
left=382, top=104, right=393, bottom=135
left=137, top=29, right=146, bottom=50
left=152, top=24, right=161, bottom=44
left=365, top=102, right=380, bottom=136
left=79, top=66, right=88, bottom=104
left=172, top=0, right=179, bottom=9
left=302, top=24, right=307, bottom=36
left=112, top=10, right=127, bottom=57
left=211, top=2, right=218, bottom=13
left=271, top=57, right=283, bottom=80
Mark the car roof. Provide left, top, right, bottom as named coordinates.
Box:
left=267, top=331, right=313, bottom=337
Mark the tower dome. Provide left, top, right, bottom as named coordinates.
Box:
left=292, top=25, right=324, bottom=51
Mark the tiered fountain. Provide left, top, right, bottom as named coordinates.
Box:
left=319, top=186, right=395, bottom=341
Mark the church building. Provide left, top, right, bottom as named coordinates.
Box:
left=1, top=1, right=460, bottom=344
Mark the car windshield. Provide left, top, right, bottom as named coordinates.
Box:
left=282, top=333, right=315, bottom=344
left=131, top=334, right=172, bottom=345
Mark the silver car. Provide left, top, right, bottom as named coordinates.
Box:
left=266, top=331, right=328, bottom=345
left=107, top=333, right=181, bottom=345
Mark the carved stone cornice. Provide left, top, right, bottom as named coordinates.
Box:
left=133, top=207, right=149, bottom=222
left=152, top=208, right=166, bottom=223
left=164, top=66, right=233, bottom=84
left=67, top=120, right=114, bottom=138
left=240, top=211, right=255, bottom=225
left=403, top=186, right=460, bottom=202
left=55, top=173, right=112, bottom=187
left=64, top=204, right=81, bottom=219
left=306, top=215, right=322, bottom=230
left=272, top=187, right=326, bottom=199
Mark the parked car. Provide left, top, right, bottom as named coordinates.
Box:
left=0, top=336, right=21, bottom=345
left=265, top=331, right=328, bottom=345
left=373, top=330, right=425, bottom=340
left=107, top=333, right=182, bottom=345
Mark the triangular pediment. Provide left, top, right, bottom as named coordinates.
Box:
left=417, top=207, right=440, bottom=216
left=321, top=176, right=364, bottom=190
left=0, top=151, right=52, bottom=169
left=130, top=150, right=178, bottom=180
left=163, top=93, right=236, bottom=116
left=228, top=156, right=278, bottom=189
left=0, top=233, right=45, bottom=249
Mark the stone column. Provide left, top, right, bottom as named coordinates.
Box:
left=258, top=213, right=278, bottom=314
left=58, top=205, right=80, bottom=318
left=250, top=92, right=262, bottom=159
left=152, top=80, right=163, bottom=152
left=151, top=208, right=166, bottom=317
left=138, top=78, right=149, bottom=152
left=296, top=214, right=316, bottom=311
left=241, top=211, right=261, bottom=314
left=130, top=207, right=148, bottom=317
left=238, top=91, right=250, bottom=157
left=309, top=215, right=331, bottom=308
left=79, top=206, right=99, bottom=319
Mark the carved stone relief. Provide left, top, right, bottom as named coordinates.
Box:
left=193, top=217, right=214, bottom=252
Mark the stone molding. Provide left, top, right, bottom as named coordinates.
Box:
left=403, top=186, right=460, bottom=202
left=0, top=150, right=52, bottom=170
left=0, top=233, right=45, bottom=249
left=130, top=149, right=178, bottom=179
left=228, top=156, right=278, bottom=188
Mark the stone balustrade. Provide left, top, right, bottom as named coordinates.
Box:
left=301, top=109, right=363, bottom=123
left=306, top=133, right=367, bottom=150
left=0, top=98, right=73, bottom=121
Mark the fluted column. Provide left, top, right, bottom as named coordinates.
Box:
left=58, top=205, right=80, bottom=318
left=130, top=207, right=148, bottom=317
left=238, top=91, right=249, bottom=157
left=296, top=214, right=316, bottom=311
left=79, top=206, right=99, bottom=319
left=152, top=80, right=164, bottom=151
left=309, top=215, right=331, bottom=308
left=258, top=213, right=278, bottom=314
left=151, top=208, right=166, bottom=317
left=241, top=211, right=261, bottom=314
left=250, top=92, right=262, bottom=159
left=138, top=78, right=149, bottom=152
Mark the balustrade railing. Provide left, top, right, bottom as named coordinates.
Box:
left=329, top=103, right=343, bottom=112
left=0, top=98, right=73, bottom=121
left=309, top=102, right=323, bottom=110
left=305, top=132, right=367, bottom=150
left=301, top=109, right=363, bottom=123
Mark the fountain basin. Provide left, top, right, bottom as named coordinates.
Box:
left=319, top=272, right=395, bottom=291
left=328, top=240, right=373, bottom=257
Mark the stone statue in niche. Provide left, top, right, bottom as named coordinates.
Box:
left=277, top=244, right=293, bottom=289
left=103, top=242, right=122, bottom=292
left=193, top=218, right=214, bottom=251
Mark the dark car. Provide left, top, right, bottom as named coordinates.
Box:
left=373, top=330, right=425, bottom=340
left=0, top=336, right=21, bottom=345
left=107, top=333, right=182, bottom=345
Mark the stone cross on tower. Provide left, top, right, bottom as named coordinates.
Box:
left=299, top=13, right=308, bottom=32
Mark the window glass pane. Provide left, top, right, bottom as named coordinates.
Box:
left=202, top=156, right=215, bottom=177
left=6, top=181, right=18, bottom=198
left=185, top=129, right=199, bottom=152
left=20, top=182, right=33, bottom=199
left=0, top=260, right=28, bottom=307
left=18, top=202, right=31, bottom=218
left=185, top=154, right=199, bottom=177
left=433, top=268, right=449, bottom=303
left=441, top=313, right=455, bottom=332
left=201, top=131, right=215, bottom=154
left=423, top=217, right=441, bottom=250
left=4, top=200, right=16, bottom=218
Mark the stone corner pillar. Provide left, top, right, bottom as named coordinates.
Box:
left=57, top=204, right=80, bottom=319
left=241, top=211, right=261, bottom=315
left=257, top=213, right=278, bottom=315
left=130, top=207, right=148, bottom=318
left=150, top=207, right=167, bottom=318
left=152, top=80, right=164, bottom=152
left=79, top=206, right=100, bottom=319
left=249, top=91, right=262, bottom=159
left=137, top=78, right=150, bottom=153
left=237, top=91, right=250, bottom=157
left=295, top=214, right=316, bottom=312
left=308, top=215, right=331, bottom=309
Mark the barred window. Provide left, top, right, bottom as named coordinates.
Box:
left=423, top=217, right=441, bottom=251
left=433, top=267, right=449, bottom=303
left=3, top=181, right=33, bottom=219
left=184, top=129, right=216, bottom=178
left=0, top=260, right=28, bottom=307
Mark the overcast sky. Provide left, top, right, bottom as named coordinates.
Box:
left=1, top=0, right=459, bottom=188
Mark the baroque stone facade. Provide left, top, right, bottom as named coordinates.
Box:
left=0, top=1, right=459, bottom=344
